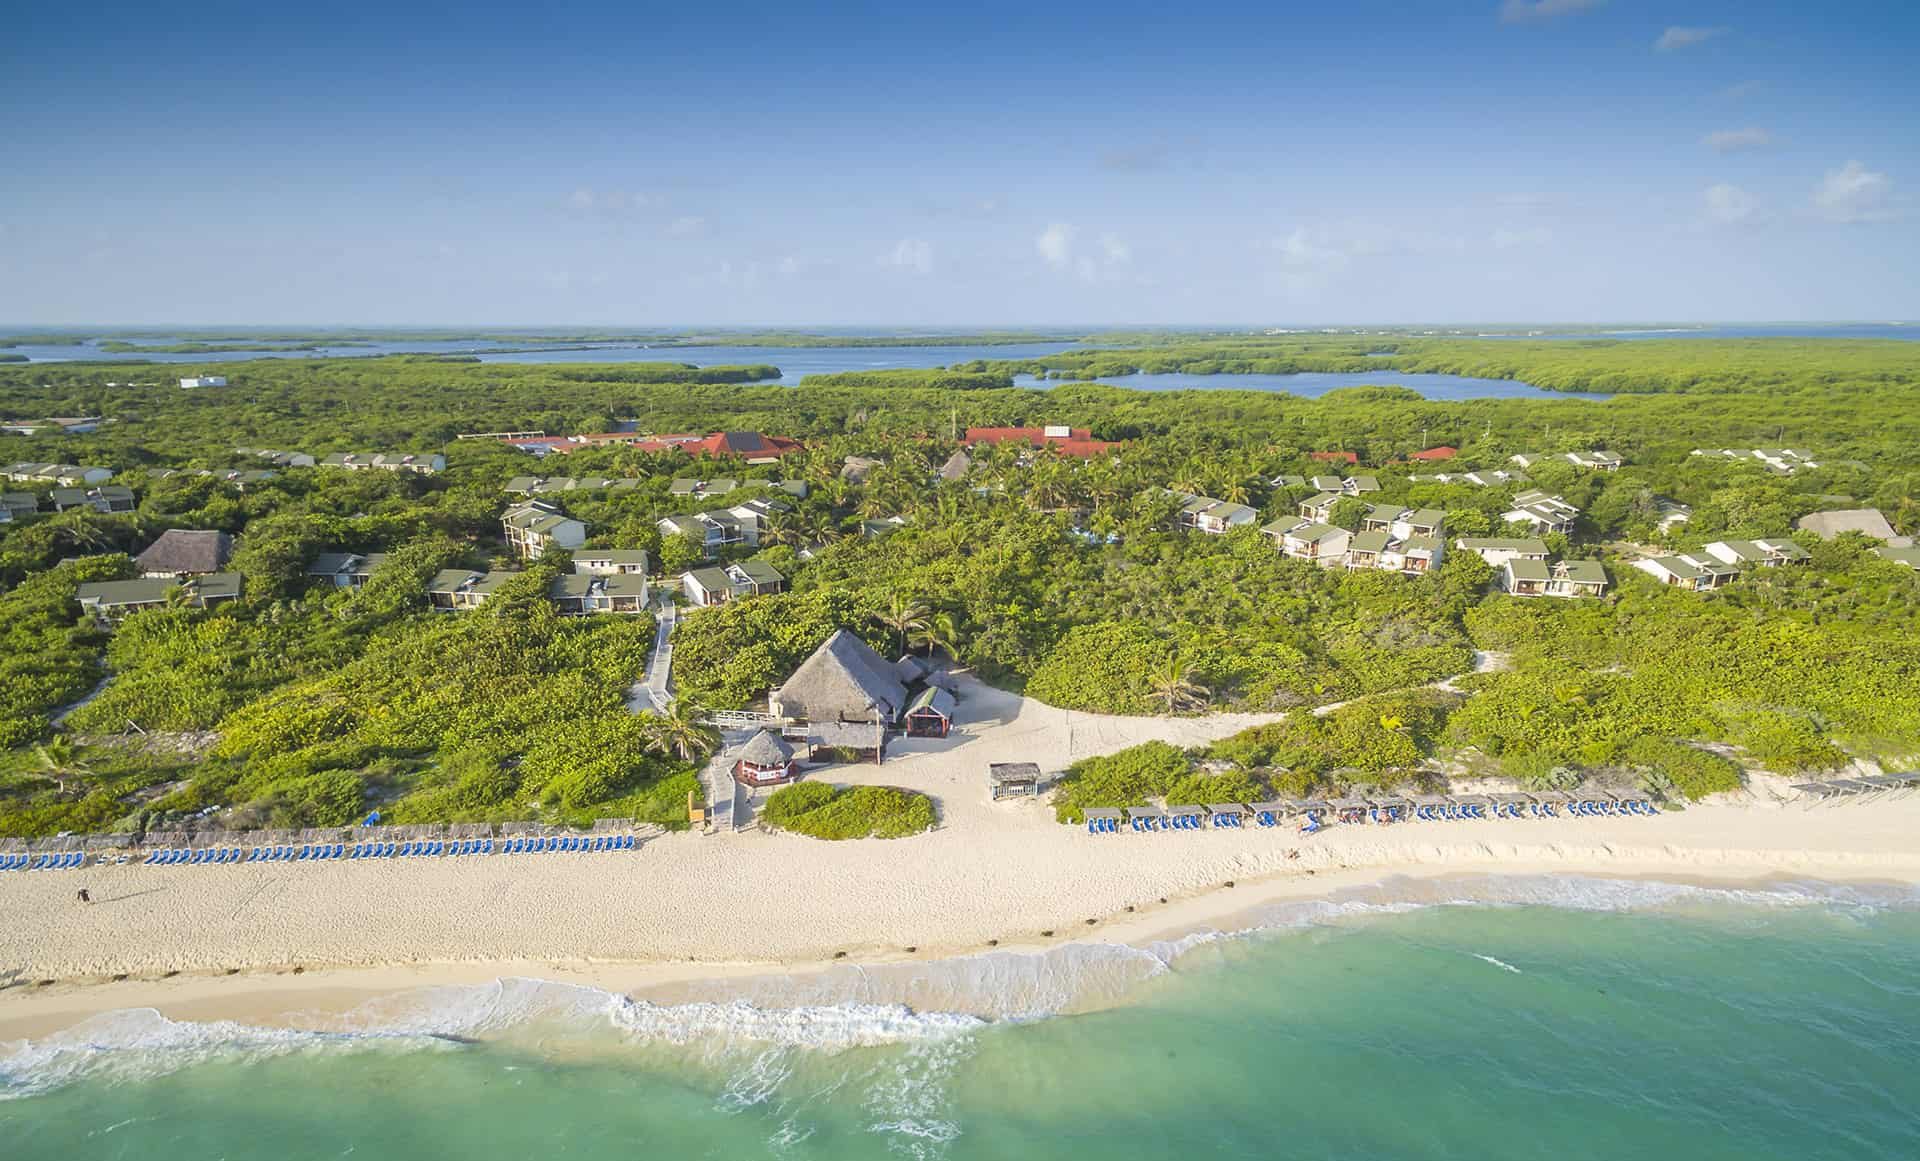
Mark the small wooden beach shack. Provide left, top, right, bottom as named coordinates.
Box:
left=904, top=685, right=957, bottom=738
left=988, top=762, right=1041, bottom=800
left=733, top=729, right=799, bottom=787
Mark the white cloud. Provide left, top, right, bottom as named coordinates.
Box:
left=1098, top=233, right=1132, bottom=264
left=1499, top=0, right=1602, bottom=23
left=1703, top=127, right=1773, bottom=153
left=1273, top=228, right=1352, bottom=273
left=775, top=256, right=803, bottom=277
left=1718, top=80, right=1763, bottom=101
left=1492, top=226, right=1553, bottom=249
left=1812, top=161, right=1895, bottom=224
left=882, top=237, right=933, bottom=274
left=1035, top=222, right=1077, bottom=269
left=1655, top=26, right=1727, bottom=52
left=562, top=187, right=663, bottom=214
left=666, top=216, right=707, bottom=237
left=1703, top=183, right=1760, bottom=226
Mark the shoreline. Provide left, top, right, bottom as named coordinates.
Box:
left=8, top=678, right=1919, bottom=1049
left=5, top=853, right=1915, bottom=1045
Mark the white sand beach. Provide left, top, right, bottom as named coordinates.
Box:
left=3, top=675, right=1917, bottom=1040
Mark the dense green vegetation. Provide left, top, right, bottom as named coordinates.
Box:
left=760, top=781, right=936, bottom=839
left=982, top=335, right=1920, bottom=396
left=1, top=333, right=1917, bottom=838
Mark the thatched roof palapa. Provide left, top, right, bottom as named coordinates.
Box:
left=773, top=629, right=908, bottom=723
left=737, top=729, right=796, bottom=767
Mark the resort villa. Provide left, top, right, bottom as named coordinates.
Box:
left=681, top=560, right=785, bottom=608
left=506, top=476, right=644, bottom=496
left=939, top=450, right=973, bottom=482
left=75, top=573, right=243, bottom=617
left=236, top=448, right=318, bottom=468
left=49, top=485, right=135, bottom=513
left=427, top=569, right=522, bottom=610
left=1691, top=448, right=1821, bottom=474
left=1174, top=491, right=1259, bottom=534
left=1635, top=553, right=1741, bottom=592
left=657, top=497, right=788, bottom=558
left=1510, top=450, right=1623, bottom=471
left=548, top=572, right=650, bottom=615
left=1503, top=558, right=1609, bottom=598
left=1361, top=504, right=1445, bottom=539
left=0, top=492, right=38, bottom=522
left=1795, top=508, right=1912, bottom=547
left=1410, top=469, right=1525, bottom=487
left=1874, top=545, right=1920, bottom=571
left=5, top=462, right=114, bottom=486
left=427, top=560, right=648, bottom=614
left=1703, top=539, right=1813, bottom=567
left=1455, top=537, right=1551, bottom=567
left=502, top=500, right=588, bottom=560
left=136, top=529, right=233, bottom=578
left=1266, top=519, right=1351, bottom=564
left=573, top=549, right=650, bottom=576
left=317, top=452, right=445, bottom=474
left=1503, top=490, right=1580, bottom=534
left=306, top=552, right=388, bottom=587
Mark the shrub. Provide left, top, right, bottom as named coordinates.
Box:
left=1050, top=740, right=1191, bottom=822
left=1621, top=737, right=1744, bottom=801
left=761, top=782, right=934, bottom=839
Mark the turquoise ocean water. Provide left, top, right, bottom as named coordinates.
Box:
left=4, top=875, right=1917, bottom=1160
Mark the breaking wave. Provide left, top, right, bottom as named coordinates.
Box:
left=5, top=873, right=1910, bottom=1107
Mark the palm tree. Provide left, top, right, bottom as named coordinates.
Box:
left=880, top=592, right=930, bottom=656
left=33, top=737, right=88, bottom=795
left=647, top=699, right=720, bottom=764
left=911, top=611, right=962, bottom=662
left=1147, top=653, right=1210, bottom=714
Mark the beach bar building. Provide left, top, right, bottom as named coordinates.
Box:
left=733, top=730, right=799, bottom=787
left=772, top=629, right=909, bottom=763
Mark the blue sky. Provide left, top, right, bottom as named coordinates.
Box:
left=1, top=0, right=1914, bottom=326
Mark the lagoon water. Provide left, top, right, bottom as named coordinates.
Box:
left=6, top=876, right=1917, bottom=1160
left=1019, top=369, right=1582, bottom=401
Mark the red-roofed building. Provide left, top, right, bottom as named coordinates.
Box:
left=1409, top=446, right=1458, bottom=461
left=964, top=426, right=1120, bottom=458
left=1309, top=451, right=1359, bottom=464
left=687, top=431, right=804, bottom=462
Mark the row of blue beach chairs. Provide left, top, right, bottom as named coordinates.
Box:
left=131, top=834, right=642, bottom=866
left=0, top=851, right=88, bottom=871
left=1082, top=790, right=1661, bottom=835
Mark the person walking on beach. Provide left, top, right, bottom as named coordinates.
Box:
left=76, top=888, right=91, bottom=905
